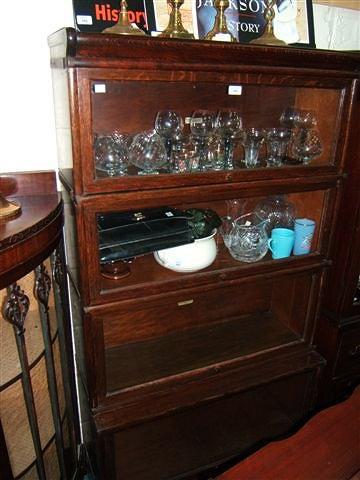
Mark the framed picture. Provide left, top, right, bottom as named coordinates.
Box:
left=195, top=0, right=315, bottom=47
left=151, top=0, right=315, bottom=47
left=72, top=0, right=315, bottom=48
left=72, top=0, right=156, bottom=33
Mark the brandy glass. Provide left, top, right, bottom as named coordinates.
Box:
left=128, top=130, right=167, bottom=175
left=293, top=110, right=318, bottom=129
left=290, top=129, right=322, bottom=165
left=94, top=134, right=129, bottom=177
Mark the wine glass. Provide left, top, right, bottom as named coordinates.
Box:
left=266, top=127, right=292, bottom=167
left=155, top=110, right=184, bottom=170
left=190, top=110, right=215, bottom=171
left=215, top=110, right=243, bottom=170
left=94, top=134, right=129, bottom=177
left=279, top=107, right=299, bottom=129
left=290, top=129, right=322, bottom=165
left=242, top=128, right=266, bottom=168
left=128, top=130, right=167, bottom=175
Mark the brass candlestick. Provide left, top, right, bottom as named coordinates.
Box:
left=0, top=194, right=21, bottom=220
left=205, top=0, right=236, bottom=42
left=102, top=0, right=145, bottom=35
left=250, top=0, right=286, bottom=46
left=159, top=0, right=194, bottom=40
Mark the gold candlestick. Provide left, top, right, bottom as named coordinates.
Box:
left=159, top=0, right=194, bottom=40
left=205, top=0, right=236, bottom=42
left=0, top=194, right=21, bottom=220
left=102, top=0, right=145, bottom=35
left=250, top=0, right=286, bottom=46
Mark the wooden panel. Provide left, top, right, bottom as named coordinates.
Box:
left=295, top=88, right=343, bottom=167
left=271, top=273, right=313, bottom=335
left=109, top=372, right=315, bottom=480
left=0, top=171, right=57, bottom=197
left=314, top=0, right=360, bottom=10
left=334, top=322, right=360, bottom=378
left=105, top=312, right=299, bottom=392
left=103, top=282, right=272, bottom=347
left=91, top=80, right=295, bottom=136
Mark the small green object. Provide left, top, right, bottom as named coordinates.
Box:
left=185, top=208, right=222, bottom=239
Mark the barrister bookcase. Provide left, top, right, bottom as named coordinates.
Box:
left=48, top=28, right=359, bottom=479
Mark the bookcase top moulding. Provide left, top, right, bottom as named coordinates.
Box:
left=48, top=27, right=360, bottom=73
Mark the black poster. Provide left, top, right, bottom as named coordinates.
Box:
left=72, top=0, right=156, bottom=33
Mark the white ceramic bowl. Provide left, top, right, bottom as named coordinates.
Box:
left=154, top=230, right=217, bottom=272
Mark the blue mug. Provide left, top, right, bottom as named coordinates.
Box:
left=293, top=218, right=316, bottom=255
left=268, top=228, right=295, bottom=259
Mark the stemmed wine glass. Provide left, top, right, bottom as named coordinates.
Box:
left=215, top=110, right=243, bottom=170
left=190, top=110, right=215, bottom=171
left=154, top=110, right=184, bottom=171
left=242, top=128, right=266, bottom=168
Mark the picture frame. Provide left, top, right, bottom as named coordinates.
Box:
left=72, top=0, right=156, bottom=33
left=151, top=0, right=316, bottom=48
left=72, top=0, right=315, bottom=49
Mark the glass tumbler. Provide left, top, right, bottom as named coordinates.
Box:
left=266, top=127, right=292, bottom=167
left=242, top=128, right=266, bottom=168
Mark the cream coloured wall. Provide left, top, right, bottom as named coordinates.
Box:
left=0, top=1, right=358, bottom=175
left=0, top=2, right=74, bottom=174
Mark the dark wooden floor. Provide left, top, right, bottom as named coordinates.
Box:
left=216, top=386, right=360, bottom=480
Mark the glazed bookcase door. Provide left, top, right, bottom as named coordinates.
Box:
left=62, top=69, right=351, bottom=195
left=68, top=185, right=338, bottom=307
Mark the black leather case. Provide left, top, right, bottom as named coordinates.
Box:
left=97, top=207, right=194, bottom=263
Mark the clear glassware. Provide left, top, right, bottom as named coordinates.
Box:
left=279, top=107, right=300, bottom=129
left=215, top=110, right=243, bottom=170
left=154, top=110, right=184, bottom=169
left=190, top=110, right=215, bottom=171
left=206, top=134, right=226, bottom=171
left=170, top=134, right=200, bottom=173
left=266, top=127, right=292, bottom=167
left=293, top=110, right=317, bottom=129
left=254, top=194, right=295, bottom=233
left=128, top=130, right=167, bottom=175
left=94, top=134, right=129, bottom=177
left=226, top=199, right=246, bottom=221
left=219, top=199, right=246, bottom=249
left=224, top=212, right=269, bottom=263
left=290, top=129, right=322, bottom=165
left=242, top=128, right=266, bottom=168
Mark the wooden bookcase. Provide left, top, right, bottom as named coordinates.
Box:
left=48, top=28, right=359, bottom=479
